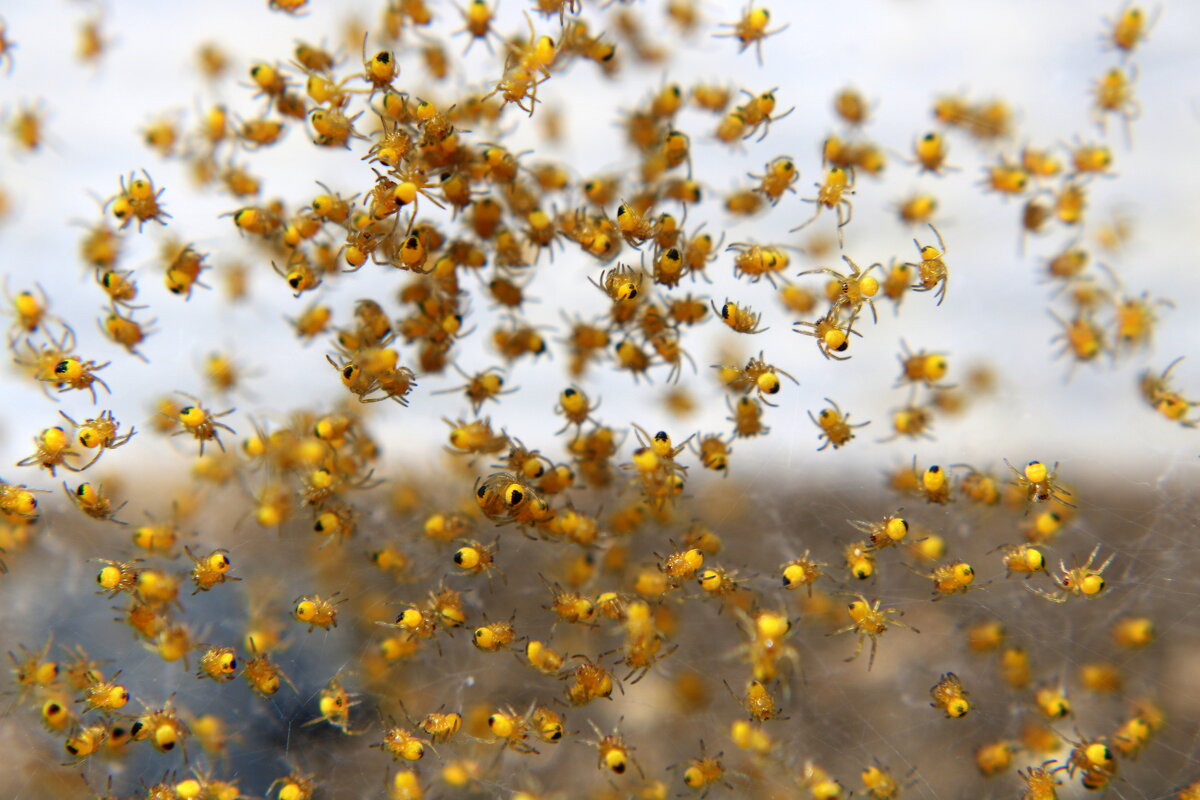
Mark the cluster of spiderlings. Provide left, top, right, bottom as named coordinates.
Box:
left=0, top=2, right=1196, bottom=799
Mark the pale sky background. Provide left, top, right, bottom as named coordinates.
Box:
left=0, top=0, right=1196, bottom=494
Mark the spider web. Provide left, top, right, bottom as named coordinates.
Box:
left=0, top=0, right=1199, bottom=799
